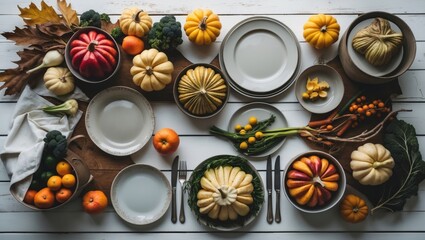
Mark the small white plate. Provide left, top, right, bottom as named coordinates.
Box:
left=295, top=65, right=345, bottom=114
left=227, top=102, right=288, bottom=157
left=85, top=86, right=155, bottom=156
left=347, top=18, right=403, bottom=77
left=221, top=17, right=299, bottom=94
left=111, top=164, right=171, bottom=225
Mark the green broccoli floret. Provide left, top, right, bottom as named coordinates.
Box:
left=80, top=9, right=101, bottom=28
left=100, top=13, right=111, bottom=23
left=43, top=130, right=68, bottom=159
left=111, top=27, right=125, bottom=44
left=147, top=15, right=183, bottom=51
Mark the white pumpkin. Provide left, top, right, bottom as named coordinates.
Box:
left=43, top=67, right=75, bottom=96
left=350, top=143, right=395, bottom=186
left=197, top=166, right=254, bottom=221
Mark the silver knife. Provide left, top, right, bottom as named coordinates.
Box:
left=171, top=155, right=179, bottom=223
left=266, top=155, right=273, bottom=224
left=274, top=155, right=281, bottom=223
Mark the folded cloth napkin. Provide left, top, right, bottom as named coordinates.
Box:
left=0, top=86, right=82, bottom=201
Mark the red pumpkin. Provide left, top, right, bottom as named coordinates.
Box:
left=69, top=30, right=118, bottom=80
left=152, top=128, right=180, bottom=155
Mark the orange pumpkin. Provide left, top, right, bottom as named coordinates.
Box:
left=303, top=14, right=340, bottom=49
left=340, top=194, right=369, bottom=223
left=152, top=128, right=180, bottom=155
left=82, top=190, right=108, bottom=214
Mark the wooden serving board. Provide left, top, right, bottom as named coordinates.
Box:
left=305, top=56, right=402, bottom=205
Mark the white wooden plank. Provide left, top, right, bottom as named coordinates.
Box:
left=0, top=102, right=14, bottom=135
left=0, top=0, right=423, bottom=15
left=1, top=233, right=425, bottom=240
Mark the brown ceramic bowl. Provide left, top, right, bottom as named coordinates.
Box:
left=339, top=11, right=416, bottom=85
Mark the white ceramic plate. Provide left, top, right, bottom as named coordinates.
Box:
left=227, top=102, right=288, bottom=157
left=111, top=164, right=171, bottom=225
left=85, top=86, right=155, bottom=156
left=347, top=18, right=403, bottom=77
left=295, top=65, right=345, bottom=114
left=221, top=17, right=299, bottom=94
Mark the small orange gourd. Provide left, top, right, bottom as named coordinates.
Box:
left=340, top=194, right=369, bottom=223
left=303, top=14, right=340, bottom=49
left=184, top=9, right=222, bottom=45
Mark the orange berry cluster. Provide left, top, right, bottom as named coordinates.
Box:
left=348, top=96, right=391, bottom=127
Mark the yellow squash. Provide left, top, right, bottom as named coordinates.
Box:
left=303, top=14, right=340, bottom=49
left=119, top=7, right=152, bottom=37
left=184, top=9, right=222, bottom=45
left=130, top=49, right=174, bottom=92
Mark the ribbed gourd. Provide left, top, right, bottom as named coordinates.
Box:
left=119, top=8, right=152, bottom=37
left=43, top=67, right=75, bottom=96
left=130, top=48, right=174, bottom=92
left=197, top=166, right=254, bottom=221
left=178, top=65, right=227, bottom=116
left=184, top=9, right=222, bottom=45
left=350, top=143, right=395, bottom=186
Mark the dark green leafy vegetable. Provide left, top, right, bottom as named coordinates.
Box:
left=147, top=15, right=183, bottom=51
left=371, top=119, right=425, bottom=214
left=100, top=13, right=111, bottom=23
left=187, top=155, right=263, bottom=229
left=111, top=27, right=125, bottom=44
left=43, top=130, right=68, bottom=159
left=80, top=9, right=101, bottom=28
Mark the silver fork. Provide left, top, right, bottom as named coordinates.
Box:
left=178, top=160, right=187, bottom=223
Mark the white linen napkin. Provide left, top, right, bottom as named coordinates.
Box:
left=0, top=86, right=82, bottom=201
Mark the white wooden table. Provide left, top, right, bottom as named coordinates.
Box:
left=1, top=0, right=425, bottom=239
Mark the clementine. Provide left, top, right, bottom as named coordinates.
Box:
left=62, top=174, right=76, bottom=188
left=34, top=187, right=55, bottom=209
left=23, top=189, right=37, bottom=205
left=55, top=188, right=73, bottom=203
left=47, top=175, right=62, bottom=191
left=152, top=128, right=180, bottom=155
left=56, top=161, right=72, bottom=176
left=122, top=36, right=145, bottom=55
left=82, top=190, right=108, bottom=214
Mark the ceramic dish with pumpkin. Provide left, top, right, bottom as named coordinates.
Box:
left=187, top=155, right=264, bottom=231
left=173, top=63, right=229, bottom=119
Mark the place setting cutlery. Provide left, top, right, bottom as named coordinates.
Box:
left=266, top=155, right=281, bottom=224
left=171, top=155, right=187, bottom=224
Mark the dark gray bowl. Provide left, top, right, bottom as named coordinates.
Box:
left=65, top=27, right=121, bottom=84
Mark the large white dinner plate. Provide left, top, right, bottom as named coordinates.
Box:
left=347, top=18, right=403, bottom=77
left=85, top=86, right=155, bottom=156
left=111, top=164, right=171, bottom=225
left=295, top=65, right=345, bottom=114
left=227, top=102, right=288, bottom=157
left=221, top=17, right=300, bottom=94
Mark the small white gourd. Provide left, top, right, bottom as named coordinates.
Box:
left=43, top=67, right=75, bottom=96
left=350, top=143, right=395, bottom=186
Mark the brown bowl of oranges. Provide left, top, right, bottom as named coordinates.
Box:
left=13, top=133, right=92, bottom=210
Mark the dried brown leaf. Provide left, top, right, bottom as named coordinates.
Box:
left=57, top=0, right=79, bottom=27
left=36, top=23, right=72, bottom=37
left=14, top=48, right=44, bottom=71
left=0, top=69, right=32, bottom=95
left=18, top=1, right=62, bottom=26
left=2, top=26, right=52, bottom=46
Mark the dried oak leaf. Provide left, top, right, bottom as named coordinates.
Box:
left=101, top=19, right=120, bottom=34
left=18, top=0, right=62, bottom=26
left=15, top=48, right=45, bottom=72
left=57, top=0, right=79, bottom=27
left=36, top=23, right=72, bottom=38
left=2, top=26, right=52, bottom=46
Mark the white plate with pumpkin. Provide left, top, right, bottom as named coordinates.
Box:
left=220, top=16, right=300, bottom=97
left=85, top=86, right=155, bottom=156
left=187, top=155, right=264, bottom=231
